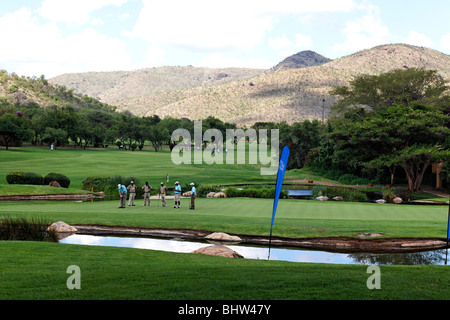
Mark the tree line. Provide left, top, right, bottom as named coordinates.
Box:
left=0, top=67, right=449, bottom=192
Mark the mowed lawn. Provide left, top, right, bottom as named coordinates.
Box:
left=1, top=146, right=449, bottom=301
left=1, top=198, right=448, bottom=239
left=0, top=146, right=280, bottom=189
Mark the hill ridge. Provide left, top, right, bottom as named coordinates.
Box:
left=49, top=43, right=450, bottom=126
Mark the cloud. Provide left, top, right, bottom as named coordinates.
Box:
left=38, top=0, right=127, bottom=24
left=128, top=0, right=356, bottom=52
left=404, top=31, right=434, bottom=48
left=332, top=6, right=389, bottom=54
left=441, top=33, right=450, bottom=53
left=198, top=53, right=273, bottom=69
left=269, top=34, right=313, bottom=57
left=0, top=8, right=132, bottom=78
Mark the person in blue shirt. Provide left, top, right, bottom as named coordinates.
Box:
left=118, top=184, right=127, bottom=208
left=174, top=181, right=182, bottom=208
left=190, top=182, right=196, bottom=210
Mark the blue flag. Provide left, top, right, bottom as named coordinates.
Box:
left=270, top=146, right=290, bottom=234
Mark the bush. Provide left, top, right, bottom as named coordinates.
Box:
left=44, top=172, right=70, bottom=188
left=82, top=176, right=142, bottom=199
left=312, top=185, right=368, bottom=202
left=225, top=186, right=287, bottom=199
left=197, top=184, right=221, bottom=197
left=6, top=171, right=44, bottom=185
left=0, top=216, right=58, bottom=242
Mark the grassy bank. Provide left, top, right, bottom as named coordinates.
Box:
left=0, top=241, right=448, bottom=300
left=0, top=146, right=285, bottom=190
left=1, top=198, right=448, bottom=239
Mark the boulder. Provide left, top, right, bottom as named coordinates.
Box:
left=192, top=245, right=243, bottom=258
left=47, top=221, right=77, bottom=233
left=49, top=180, right=60, bottom=188
left=182, top=191, right=191, bottom=197
left=205, top=232, right=241, bottom=242
left=316, top=196, right=329, bottom=201
left=206, top=192, right=216, bottom=198
left=393, top=197, right=403, bottom=204
left=332, top=196, right=344, bottom=201
left=214, top=192, right=226, bottom=198
left=376, top=199, right=386, bottom=204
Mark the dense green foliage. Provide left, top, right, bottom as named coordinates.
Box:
left=0, top=216, right=58, bottom=242
left=44, top=172, right=70, bottom=188
left=6, top=171, right=44, bottom=185
left=0, top=68, right=449, bottom=192
left=325, top=68, right=450, bottom=192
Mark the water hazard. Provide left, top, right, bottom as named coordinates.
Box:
left=60, top=234, right=450, bottom=266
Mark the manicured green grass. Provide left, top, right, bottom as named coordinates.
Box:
left=1, top=198, right=448, bottom=239
left=0, top=146, right=283, bottom=190
left=0, top=241, right=448, bottom=300
left=1, top=146, right=448, bottom=301
left=0, top=184, right=92, bottom=196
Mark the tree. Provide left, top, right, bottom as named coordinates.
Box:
left=0, top=113, right=33, bottom=150
left=329, top=105, right=450, bottom=192
left=330, top=67, right=450, bottom=115
left=280, top=120, right=322, bottom=169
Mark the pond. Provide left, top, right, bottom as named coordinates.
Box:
left=60, top=234, right=450, bottom=266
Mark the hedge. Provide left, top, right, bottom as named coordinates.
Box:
left=44, top=172, right=71, bottom=188
left=6, top=172, right=44, bottom=185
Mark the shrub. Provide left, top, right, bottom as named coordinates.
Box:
left=0, top=216, right=58, bottom=242
left=6, top=171, right=44, bottom=185
left=82, top=176, right=141, bottom=199
left=225, top=186, right=287, bottom=199
left=312, top=185, right=368, bottom=202
left=44, top=172, right=70, bottom=188
left=382, top=188, right=397, bottom=203
left=197, top=184, right=221, bottom=197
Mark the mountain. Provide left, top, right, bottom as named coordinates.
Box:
left=49, top=44, right=450, bottom=126
left=49, top=66, right=265, bottom=105
left=272, top=50, right=332, bottom=71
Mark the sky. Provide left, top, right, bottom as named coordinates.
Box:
left=1, top=0, right=449, bottom=79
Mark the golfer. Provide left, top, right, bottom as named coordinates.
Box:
left=142, top=182, right=152, bottom=206
left=118, top=184, right=127, bottom=208
left=189, top=182, right=196, bottom=210
left=159, top=182, right=167, bottom=207
left=173, top=181, right=181, bottom=208
left=127, top=181, right=138, bottom=206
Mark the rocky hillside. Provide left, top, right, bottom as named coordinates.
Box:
left=49, top=44, right=450, bottom=126
left=272, top=50, right=332, bottom=71
left=50, top=66, right=264, bottom=105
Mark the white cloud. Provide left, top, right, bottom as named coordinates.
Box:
left=198, top=53, right=272, bottom=69
left=332, top=6, right=389, bottom=54
left=144, top=44, right=166, bottom=67
left=269, top=33, right=313, bottom=57
left=441, top=33, right=450, bottom=53
left=404, top=31, right=434, bottom=48
left=128, top=0, right=356, bottom=52
left=0, top=8, right=132, bottom=78
left=38, top=0, right=127, bottom=24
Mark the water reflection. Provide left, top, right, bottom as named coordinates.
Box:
left=60, top=234, right=449, bottom=266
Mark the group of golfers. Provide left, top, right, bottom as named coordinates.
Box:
left=117, top=180, right=197, bottom=210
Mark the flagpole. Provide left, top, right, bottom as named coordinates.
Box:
left=446, top=197, right=449, bottom=265
left=268, top=146, right=290, bottom=260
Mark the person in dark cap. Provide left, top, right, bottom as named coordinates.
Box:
left=127, top=181, right=137, bottom=206
left=142, top=181, right=152, bottom=207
